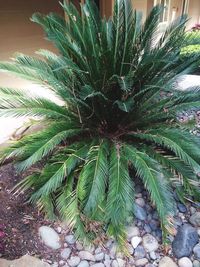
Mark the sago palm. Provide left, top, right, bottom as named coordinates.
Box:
left=0, top=0, right=200, bottom=247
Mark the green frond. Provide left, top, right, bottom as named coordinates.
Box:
left=16, top=128, right=84, bottom=172
left=130, top=129, right=200, bottom=173
left=125, top=144, right=175, bottom=231
left=30, top=143, right=89, bottom=201
left=106, top=142, right=134, bottom=243
left=81, top=139, right=109, bottom=216
left=57, top=175, right=93, bottom=243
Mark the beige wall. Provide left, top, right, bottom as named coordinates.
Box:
left=0, top=0, right=63, bottom=88
left=132, top=0, right=148, bottom=20
left=188, top=0, right=200, bottom=29
left=0, top=0, right=63, bottom=61
left=100, top=0, right=151, bottom=20
left=170, top=0, right=183, bottom=19
left=147, top=0, right=154, bottom=15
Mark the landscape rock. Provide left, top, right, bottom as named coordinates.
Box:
left=109, top=243, right=117, bottom=258
left=0, top=255, right=50, bottom=267
left=111, top=260, right=118, bottom=267
left=177, top=203, right=187, bottom=213
left=134, top=204, right=147, bottom=221
left=90, top=264, right=104, bottom=267
left=76, top=242, right=84, bottom=251
left=77, top=261, right=89, bottom=267
left=134, top=245, right=146, bottom=259
left=39, top=226, right=61, bottom=250
left=159, top=256, right=178, bottom=267
left=68, top=256, right=81, bottom=267
left=177, top=257, right=192, bottom=267
left=61, top=248, right=71, bottom=260
left=135, top=258, right=148, bottom=266
left=142, top=234, right=159, bottom=252
left=131, top=236, right=142, bottom=249
left=190, top=212, right=200, bottom=226
left=194, top=244, right=200, bottom=260
left=116, top=258, right=126, bottom=267
left=78, top=251, right=95, bottom=261
left=105, top=254, right=111, bottom=261
left=149, top=220, right=159, bottom=231
left=104, top=260, right=112, bottom=267
left=85, top=244, right=95, bottom=253
left=58, top=260, right=65, bottom=266
left=126, top=225, right=140, bottom=240
left=190, top=206, right=197, bottom=214
left=193, top=260, right=200, bottom=267
left=56, top=226, right=62, bottom=234
left=65, top=235, right=76, bottom=245
left=172, top=224, right=198, bottom=258
left=135, top=198, right=145, bottom=207
left=127, top=243, right=134, bottom=255
left=144, top=224, right=151, bottom=233
left=95, top=247, right=102, bottom=254
left=149, top=251, right=157, bottom=260
left=95, top=253, right=105, bottom=261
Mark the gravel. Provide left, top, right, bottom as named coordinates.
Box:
left=12, top=185, right=200, bottom=267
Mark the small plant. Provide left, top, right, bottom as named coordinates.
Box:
left=192, top=23, right=200, bottom=31
left=183, top=31, right=200, bottom=46
left=181, top=31, right=200, bottom=72
left=0, top=0, right=200, bottom=247
left=181, top=44, right=200, bottom=57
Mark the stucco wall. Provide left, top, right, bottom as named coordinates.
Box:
left=171, top=0, right=183, bottom=18
left=188, top=0, right=200, bottom=29
left=100, top=0, right=150, bottom=20
left=0, top=0, right=63, bottom=87
left=132, top=0, right=148, bottom=20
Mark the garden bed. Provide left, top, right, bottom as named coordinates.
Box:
left=0, top=164, right=54, bottom=260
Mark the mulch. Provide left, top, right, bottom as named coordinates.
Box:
left=0, top=164, right=58, bottom=261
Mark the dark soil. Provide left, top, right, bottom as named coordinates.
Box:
left=0, top=164, right=59, bottom=261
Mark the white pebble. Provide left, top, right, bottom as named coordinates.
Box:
left=149, top=251, right=157, bottom=260
left=135, top=198, right=145, bottom=207
left=77, top=261, right=89, bottom=267
left=68, top=256, right=81, bottom=267
left=95, top=253, right=105, bottom=261
left=111, top=260, right=119, bottom=267
left=178, top=257, right=192, bottom=267
left=104, top=260, right=112, bottom=267
left=90, top=264, right=105, bottom=267
left=117, top=258, right=126, bottom=267
left=39, top=226, right=61, bottom=250
left=126, top=226, right=140, bottom=240
left=61, top=248, right=71, bottom=260
left=135, top=258, right=148, bottom=266
left=57, top=227, right=62, bottom=233
left=59, top=260, right=66, bottom=266
left=65, top=235, right=76, bottom=245
left=76, top=242, right=83, bottom=251
left=131, top=236, right=142, bottom=249
left=142, top=234, right=159, bottom=252
left=78, top=251, right=95, bottom=261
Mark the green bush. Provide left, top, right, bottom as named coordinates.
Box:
left=183, top=31, right=200, bottom=46
left=181, top=32, right=200, bottom=62
left=0, top=0, right=200, bottom=247
left=181, top=44, right=200, bottom=57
